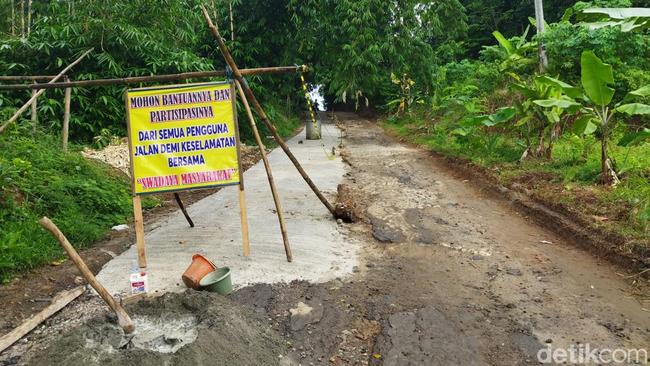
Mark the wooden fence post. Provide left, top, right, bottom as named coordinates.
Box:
left=30, top=82, right=37, bottom=132
left=62, top=76, right=71, bottom=151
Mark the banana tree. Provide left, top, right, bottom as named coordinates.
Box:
left=535, top=51, right=650, bottom=184
left=509, top=74, right=581, bottom=160
left=492, top=26, right=537, bottom=71
left=571, top=7, right=650, bottom=32
left=451, top=107, right=516, bottom=154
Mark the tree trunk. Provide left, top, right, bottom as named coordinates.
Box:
left=229, top=1, right=234, bottom=41
left=20, top=0, right=24, bottom=37
left=11, top=0, right=15, bottom=36
left=600, top=137, right=610, bottom=184
left=26, top=0, right=31, bottom=36
left=534, top=0, right=549, bottom=73
left=600, top=137, right=619, bottom=185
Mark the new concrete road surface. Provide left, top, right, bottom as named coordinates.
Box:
left=96, top=118, right=358, bottom=295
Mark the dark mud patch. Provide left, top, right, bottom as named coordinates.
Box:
left=369, top=216, right=405, bottom=243
left=371, top=306, right=483, bottom=366
left=403, top=208, right=448, bottom=244
left=232, top=280, right=381, bottom=366
left=26, top=291, right=288, bottom=366
left=382, top=122, right=649, bottom=275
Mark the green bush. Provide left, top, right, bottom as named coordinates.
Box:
left=543, top=22, right=650, bottom=96
left=0, top=132, right=135, bottom=282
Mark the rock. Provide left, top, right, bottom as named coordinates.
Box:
left=289, top=302, right=324, bottom=331
left=111, top=224, right=129, bottom=231
left=506, top=268, right=522, bottom=276
left=471, top=255, right=484, bottom=261
left=74, top=276, right=84, bottom=285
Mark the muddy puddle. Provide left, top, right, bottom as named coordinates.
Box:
left=27, top=291, right=288, bottom=366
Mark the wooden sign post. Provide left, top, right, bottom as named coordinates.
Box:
left=125, top=82, right=249, bottom=268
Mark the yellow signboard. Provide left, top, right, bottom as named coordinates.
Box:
left=125, top=82, right=240, bottom=195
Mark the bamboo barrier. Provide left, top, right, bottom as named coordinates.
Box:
left=201, top=6, right=337, bottom=218
left=0, top=48, right=93, bottom=134
left=235, top=79, right=292, bottom=262
left=0, top=75, right=59, bottom=81
left=0, top=66, right=302, bottom=91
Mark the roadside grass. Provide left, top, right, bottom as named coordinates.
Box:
left=383, top=112, right=649, bottom=250
left=0, top=132, right=155, bottom=283
left=0, top=102, right=300, bottom=283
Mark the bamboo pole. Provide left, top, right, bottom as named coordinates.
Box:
left=0, top=48, right=93, bottom=134
left=174, top=193, right=194, bottom=228
left=30, top=85, right=37, bottom=131
left=11, top=0, right=15, bottom=36
left=62, top=76, right=71, bottom=151
left=238, top=188, right=250, bottom=256
left=0, top=75, right=59, bottom=81
left=20, top=0, right=24, bottom=37
left=210, top=0, right=218, bottom=31
left=26, top=0, right=31, bottom=37
left=229, top=1, right=234, bottom=41
left=235, top=80, right=292, bottom=261
left=231, top=84, right=251, bottom=257
left=0, top=66, right=301, bottom=91
left=39, top=217, right=135, bottom=334
left=201, top=6, right=337, bottom=217
left=132, top=195, right=146, bottom=268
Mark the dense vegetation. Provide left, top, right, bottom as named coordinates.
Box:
left=0, top=0, right=648, bottom=280
left=382, top=1, right=650, bottom=252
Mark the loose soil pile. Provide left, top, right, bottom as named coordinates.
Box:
left=27, top=291, right=288, bottom=366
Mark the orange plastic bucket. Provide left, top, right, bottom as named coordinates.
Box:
left=182, top=254, right=217, bottom=289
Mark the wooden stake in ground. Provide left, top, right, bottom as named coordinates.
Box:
left=174, top=193, right=194, bottom=228
left=0, top=48, right=93, bottom=134
left=39, top=217, right=135, bottom=334
left=0, top=286, right=84, bottom=353
left=30, top=85, right=37, bottom=132
left=62, top=76, right=72, bottom=151
left=231, top=84, right=251, bottom=257
left=200, top=6, right=337, bottom=218
left=132, top=195, right=146, bottom=268
left=235, top=79, right=292, bottom=262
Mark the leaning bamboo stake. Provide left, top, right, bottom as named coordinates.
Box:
left=39, top=217, right=135, bottom=334
left=235, top=79, right=292, bottom=262
left=62, top=76, right=71, bottom=151
left=201, top=6, right=337, bottom=217
left=0, top=48, right=93, bottom=134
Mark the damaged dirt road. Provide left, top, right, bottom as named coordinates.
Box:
left=233, top=113, right=649, bottom=365
left=5, top=113, right=649, bottom=365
